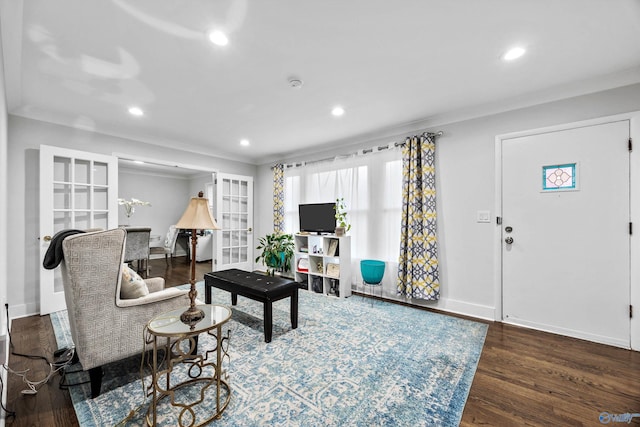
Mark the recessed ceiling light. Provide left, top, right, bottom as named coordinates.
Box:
left=208, top=30, right=229, bottom=46
left=128, top=106, right=144, bottom=116
left=503, top=47, right=526, bottom=61
left=240, top=139, right=250, bottom=147
left=331, top=106, right=345, bottom=117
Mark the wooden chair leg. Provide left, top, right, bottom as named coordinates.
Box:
left=89, top=366, right=103, bottom=398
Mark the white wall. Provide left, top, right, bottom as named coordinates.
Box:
left=188, top=173, right=213, bottom=199
left=6, top=115, right=256, bottom=317
left=256, top=83, right=640, bottom=341
left=0, top=13, right=7, bottom=337
left=118, top=169, right=191, bottom=234
left=0, top=21, right=9, bottom=425
left=118, top=169, right=214, bottom=257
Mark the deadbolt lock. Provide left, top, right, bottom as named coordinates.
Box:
left=505, top=226, right=513, bottom=233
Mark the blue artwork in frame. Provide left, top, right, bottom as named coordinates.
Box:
left=542, top=163, right=576, bottom=191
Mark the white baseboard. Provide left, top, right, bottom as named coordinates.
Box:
left=7, top=303, right=38, bottom=320
left=149, top=250, right=187, bottom=261
left=425, top=297, right=495, bottom=321
left=504, top=317, right=630, bottom=349
left=351, top=283, right=495, bottom=321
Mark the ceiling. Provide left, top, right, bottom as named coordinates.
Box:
left=2, top=0, right=640, bottom=165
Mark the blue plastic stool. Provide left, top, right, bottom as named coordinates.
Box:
left=360, top=260, right=385, bottom=304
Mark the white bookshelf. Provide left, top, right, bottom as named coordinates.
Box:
left=294, top=234, right=351, bottom=298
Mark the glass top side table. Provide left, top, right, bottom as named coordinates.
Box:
left=145, top=304, right=232, bottom=426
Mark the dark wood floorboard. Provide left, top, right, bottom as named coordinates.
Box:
left=5, top=314, right=77, bottom=427
left=4, top=259, right=639, bottom=426
left=460, top=322, right=640, bottom=426
left=142, top=255, right=213, bottom=288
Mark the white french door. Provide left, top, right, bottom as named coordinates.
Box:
left=39, top=145, right=118, bottom=315
left=215, top=173, right=254, bottom=271
left=501, top=120, right=630, bottom=348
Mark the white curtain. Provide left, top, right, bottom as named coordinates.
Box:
left=284, top=148, right=403, bottom=283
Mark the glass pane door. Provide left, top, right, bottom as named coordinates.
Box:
left=40, top=145, right=118, bottom=314
left=216, top=173, right=253, bottom=271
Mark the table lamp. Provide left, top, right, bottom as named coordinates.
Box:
left=175, top=191, right=220, bottom=326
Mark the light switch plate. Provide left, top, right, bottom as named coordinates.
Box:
left=477, top=210, right=491, bottom=223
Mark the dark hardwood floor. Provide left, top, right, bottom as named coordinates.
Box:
left=460, top=322, right=640, bottom=426
left=4, top=259, right=639, bottom=426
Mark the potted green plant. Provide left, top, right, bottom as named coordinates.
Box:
left=334, top=198, right=351, bottom=236
left=255, top=232, right=295, bottom=276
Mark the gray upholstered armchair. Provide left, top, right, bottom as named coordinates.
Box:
left=60, top=228, right=190, bottom=398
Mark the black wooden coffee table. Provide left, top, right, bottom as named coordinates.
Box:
left=204, top=269, right=300, bottom=343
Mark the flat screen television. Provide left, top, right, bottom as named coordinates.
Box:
left=299, top=202, right=336, bottom=234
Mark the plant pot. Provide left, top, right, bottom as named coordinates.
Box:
left=335, top=227, right=345, bottom=236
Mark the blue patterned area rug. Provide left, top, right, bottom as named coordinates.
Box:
left=51, top=282, right=487, bottom=426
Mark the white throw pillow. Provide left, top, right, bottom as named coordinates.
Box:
left=120, top=264, right=149, bottom=299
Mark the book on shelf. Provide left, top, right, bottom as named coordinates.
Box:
left=327, top=240, right=338, bottom=256
left=326, top=263, right=340, bottom=278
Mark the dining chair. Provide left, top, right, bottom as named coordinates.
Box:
left=149, top=225, right=179, bottom=266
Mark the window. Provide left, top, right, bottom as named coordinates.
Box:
left=284, top=148, right=403, bottom=263
left=542, top=163, right=577, bottom=191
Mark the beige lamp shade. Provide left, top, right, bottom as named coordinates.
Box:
left=175, top=196, right=220, bottom=230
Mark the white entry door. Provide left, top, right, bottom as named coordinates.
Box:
left=39, top=145, right=118, bottom=315
left=501, top=120, right=630, bottom=348
left=215, top=173, right=254, bottom=271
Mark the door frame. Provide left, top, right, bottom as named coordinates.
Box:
left=113, top=152, right=219, bottom=260
left=39, top=145, right=119, bottom=314
left=215, top=172, right=254, bottom=272
left=113, top=152, right=218, bottom=177
left=494, top=111, right=640, bottom=350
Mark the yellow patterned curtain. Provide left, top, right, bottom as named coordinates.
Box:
left=397, top=135, right=440, bottom=300
left=273, top=163, right=285, bottom=232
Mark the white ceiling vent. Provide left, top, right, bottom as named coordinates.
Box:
left=289, top=79, right=304, bottom=89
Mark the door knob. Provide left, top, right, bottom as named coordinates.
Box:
left=505, top=237, right=514, bottom=244
left=43, top=235, right=52, bottom=242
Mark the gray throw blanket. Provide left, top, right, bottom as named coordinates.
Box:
left=42, top=229, right=85, bottom=270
